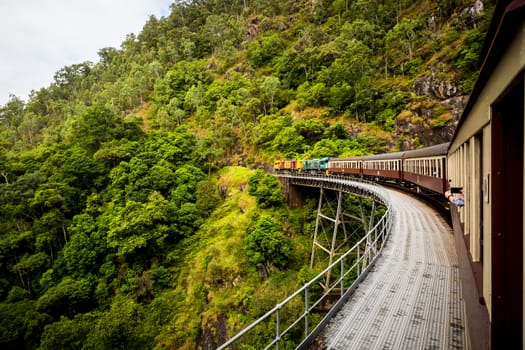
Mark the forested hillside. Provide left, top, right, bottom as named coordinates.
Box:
left=0, top=0, right=493, bottom=348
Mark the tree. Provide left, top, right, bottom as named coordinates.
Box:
left=171, top=164, right=206, bottom=206
left=308, top=139, right=340, bottom=158
left=0, top=300, right=51, bottom=349
left=69, top=105, right=117, bottom=153
left=0, top=95, right=24, bottom=129
left=271, top=126, right=305, bottom=156
left=83, top=295, right=153, bottom=350
left=385, top=18, right=421, bottom=69
left=195, top=180, right=221, bottom=218
left=53, top=62, right=93, bottom=99
left=107, top=192, right=176, bottom=257
left=244, top=216, right=293, bottom=278
left=248, top=170, right=284, bottom=208
left=39, top=314, right=94, bottom=350
left=258, top=76, right=281, bottom=115
left=93, top=139, right=138, bottom=168
left=36, top=276, right=92, bottom=318
left=56, top=213, right=104, bottom=278
left=11, top=252, right=50, bottom=298
left=247, top=34, right=285, bottom=68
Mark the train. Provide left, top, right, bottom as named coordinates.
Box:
left=274, top=142, right=450, bottom=196
left=274, top=0, right=525, bottom=347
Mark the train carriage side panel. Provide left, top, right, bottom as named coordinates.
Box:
left=328, top=157, right=362, bottom=175
left=401, top=143, right=449, bottom=194
left=360, top=152, right=403, bottom=180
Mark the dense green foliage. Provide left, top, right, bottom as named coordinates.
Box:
left=0, top=0, right=494, bottom=348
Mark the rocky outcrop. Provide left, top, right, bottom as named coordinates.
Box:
left=458, top=0, right=485, bottom=29
left=413, top=73, right=464, bottom=100
left=412, top=71, right=467, bottom=120
left=395, top=72, right=469, bottom=148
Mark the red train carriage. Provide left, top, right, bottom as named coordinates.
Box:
left=327, top=157, right=361, bottom=175
left=401, top=142, right=449, bottom=194
left=360, top=152, right=403, bottom=180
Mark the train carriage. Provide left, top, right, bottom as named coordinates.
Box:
left=401, top=142, right=449, bottom=194
left=360, top=152, right=403, bottom=180
left=327, top=157, right=361, bottom=175
left=445, top=1, right=525, bottom=347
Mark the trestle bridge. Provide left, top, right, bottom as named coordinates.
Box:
left=218, top=174, right=471, bottom=349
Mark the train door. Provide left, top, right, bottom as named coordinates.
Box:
left=469, top=133, right=484, bottom=296
left=491, top=75, right=524, bottom=348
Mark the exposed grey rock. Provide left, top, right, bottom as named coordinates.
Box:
left=457, top=0, right=484, bottom=29
left=413, top=73, right=464, bottom=100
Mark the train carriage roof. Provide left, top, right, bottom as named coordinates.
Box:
left=401, top=142, right=449, bottom=159
left=361, top=151, right=406, bottom=161
left=329, top=156, right=362, bottom=162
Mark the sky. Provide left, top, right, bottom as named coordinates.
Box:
left=0, top=0, right=173, bottom=106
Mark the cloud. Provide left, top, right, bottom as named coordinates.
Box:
left=0, top=0, right=172, bottom=105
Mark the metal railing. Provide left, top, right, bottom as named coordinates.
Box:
left=218, top=175, right=394, bottom=349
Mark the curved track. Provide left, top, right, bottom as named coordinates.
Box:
left=318, top=189, right=470, bottom=349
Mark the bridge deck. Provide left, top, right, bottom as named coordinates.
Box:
left=318, top=189, right=469, bottom=349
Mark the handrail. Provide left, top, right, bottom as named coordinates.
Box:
left=218, top=174, right=394, bottom=349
